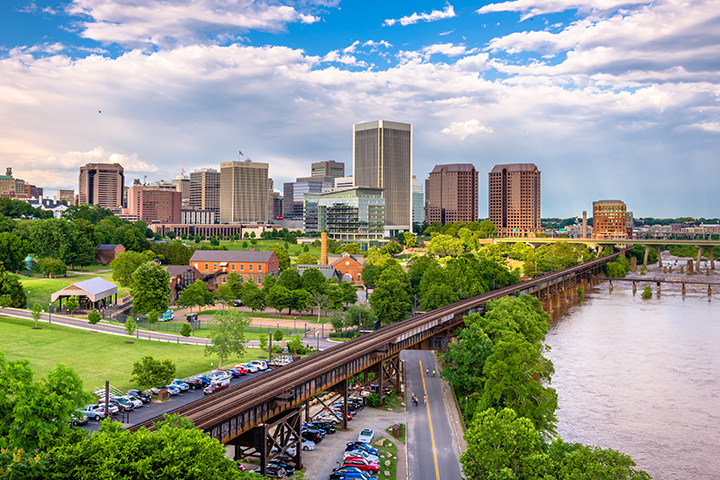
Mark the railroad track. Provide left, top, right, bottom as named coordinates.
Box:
left=131, top=252, right=619, bottom=433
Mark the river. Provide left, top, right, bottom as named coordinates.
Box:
left=545, top=275, right=720, bottom=480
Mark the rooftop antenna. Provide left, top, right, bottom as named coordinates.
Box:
left=143, top=175, right=147, bottom=185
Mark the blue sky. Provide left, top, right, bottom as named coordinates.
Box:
left=1, top=0, right=719, bottom=218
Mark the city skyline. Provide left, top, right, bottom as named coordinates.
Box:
left=1, top=1, right=719, bottom=217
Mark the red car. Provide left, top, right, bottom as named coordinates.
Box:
left=342, top=457, right=379, bottom=475
left=232, top=365, right=248, bottom=375
left=329, top=408, right=353, bottom=420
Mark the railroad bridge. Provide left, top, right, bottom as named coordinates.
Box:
left=129, top=252, right=620, bottom=475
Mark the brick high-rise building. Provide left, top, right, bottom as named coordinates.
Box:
left=219, top=160, right=269, bottom=223
left=189, top=168, right=220, bottom=217
left=425, top=164, right=478, bottom=224
left=353, top=120, right=412, bottom=234
left=24, top=184, right=43, bottom=199
left=592, top=200, right=628, bottom=240
left=488, top=163, right=541, bottom=236
left=311, top=160, right=345, bottom=178
left=128, top=184, right=181, bottom=224
left=78, top=163, right=124, bottom=208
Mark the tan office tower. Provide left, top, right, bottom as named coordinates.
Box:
left=171, top=171, right=190, bottom=201
left=425, top=164, right=478, bottom=224
left=78, top=163, right=124, bottom=208
left=267, top=178, right=274, bottom=222
left=189, top=168, right=220, bottom=216
left=489, top=163, right=541, bottom=236
left=311, top=160, right=345, bottom=178
left=56, top=189, right=75, bottom=204
left=220, top=160, right=269, bottom=223
left=353, top=120, right=412, bottom=234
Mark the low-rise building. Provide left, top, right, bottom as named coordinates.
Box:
left=189, top=250, right=280, bottom=285
left=96, top=244, right=126, bottom=265
left=167, top=265, right=202, bottom=300
left=329, top=252, right=366, bottom=285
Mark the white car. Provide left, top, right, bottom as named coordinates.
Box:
left=239, top=363, right=258, bottom=373
left=313, top=413, right=342, bottom=424
left=286, top=439, right=316, bottom=454
left=344, top=449, right=379, bottom=463
left=248, top=360, right=267, bottom=371
left=358, top=428, right=374, bottom=444
left=121, top=395, right=143, bottom=408
left=208, top=370, right=233, bottom=381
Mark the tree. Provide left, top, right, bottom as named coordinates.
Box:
left=0, top=265, right=26, bottom=308
left=288, top=334, right=303, bottom=354
left=267, top=245, right=291, bottom=270
left=180, top=279, right=215, bottom=312
left=50, top=415, right=253, bottom=480
left=420, top=283, right=459, bottom=311
left=339, top=280, right=357, bottom=307
left=478, top=219, right=498, bottom=238
left=124, top=317, right=138, bottom=338
left=289, top=289, right=310, bottom=315
left=65, top=296, right=78, bottom=316
left=429, top=234, right=465, bottom=256
left=273, top=328, right=284, bottom=343
left=226, top=272, right=244, bottom=298
left=31, top=302, right=43, bottom=328
left=87, top=309, right=101, bottom=330
left=266, top=284, right=291, bottom=314
left=130, top=356, right=177, bottom=390
left=180, top=323, right=192, bottom=337
left=147, top=310, right=158, bottom=330
left=278, top=267, right=303, bottom=290
left=110, top=251, right=152, bottom=287
left=0, top=352, right=92, bottom=452
left=296, top=252, right=318, bottom=265
left=301, top=267, right=326, bottom=294
left=35, top=257, right=67, bottom=278
left=548, top=440, right=652, bottom=480
left=214, top=284, right=235, bottom=309
left=0, top=232, right=30, bottom=271
left=130, top=261, right=171, bottom=314
left=309, top=292, right=329, bottom=323
left=258, top=333, right=269, bottom=352
left=403, top=231, right=418, bottom=248
left=204, top=310, right=250, bottom=368
left=369, top=263, right=412, bottom=324
left=344, top=304, right=377, bottom=330
left=241, top=280, right=265, bottom=312
left=460, top=407, right=550, bottom=480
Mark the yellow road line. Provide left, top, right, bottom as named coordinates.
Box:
left=420, top=360, right=441, bottom=480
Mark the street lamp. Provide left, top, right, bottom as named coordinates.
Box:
left=48, top=302, right=52, bottom=324
left=294, top=317, right=296, bottom=332
left=316, top=331, right=320, bottom=352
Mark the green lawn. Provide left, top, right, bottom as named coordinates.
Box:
left=215, top=238, right=322, bottom=257
left=20, top=272, right=129, bottom=308
left=0, top=315, right=260, bottom=393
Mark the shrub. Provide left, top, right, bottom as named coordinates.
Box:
left=641, top=285, right=652, bottom=299
left=577, top=286, right=585, bottom=295
left=367, top=392, right=381, bottom=408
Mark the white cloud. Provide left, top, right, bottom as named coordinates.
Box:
left=439, top=29, right=455, bottom=36
left=322, top=50, right=367, bottom=66
left=442, top=120, right=494, bottom=140
left=421, top=43, right=478, bottom=58
left=477, top=0, right=648, bottom=20
left=66, top=0, right=321, bottom=47
left=384, top=3, right=456, bottom=27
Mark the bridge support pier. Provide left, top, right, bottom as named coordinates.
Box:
left=632, top=281, right=637, bottom=295
left=656, top=246, right=663, bottom=267
left=657, top=282, right=661, bottom=295
left=643, top=246, right=650, bottom=268
left=682, top=284, right=686, bottom=295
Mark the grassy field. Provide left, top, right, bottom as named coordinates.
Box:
left=215, top=238, right=322, bottom=258
left=19, top=271, right=129, bottom=308
left=0, top=315, right=260, bottom=393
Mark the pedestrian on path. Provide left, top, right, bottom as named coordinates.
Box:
left=423, top=394, right=427, bottom=405
left=432, top=369, right=436, bottom=377
left=426, top=368, right=429, bottom=376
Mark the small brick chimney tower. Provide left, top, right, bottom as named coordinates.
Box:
left=321, top=232, right=328, bottom=265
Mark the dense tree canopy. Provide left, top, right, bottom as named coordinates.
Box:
left=369, top=263, right=412, bottom=324
left=205, top=310, right=250, bottom=368
left=0, top=232, right=30, bottom=271
left=130, top=261, right=171, bottom=314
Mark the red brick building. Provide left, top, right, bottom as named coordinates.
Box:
left=95, top=244, right=126, bottom=265
left=189, top=250, right=280, bottom=285
left=127, top=184, right=182, bottom=224
left=329, top=253, right=366, bottom=285
left=592, top=200, right=628, bottom=240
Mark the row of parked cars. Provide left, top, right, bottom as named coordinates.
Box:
left=81, top=389, right=153, bottom=422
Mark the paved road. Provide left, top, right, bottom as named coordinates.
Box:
left=403, top=350, right=462, bottom=480
left=0, top=307, right=339, bottom=349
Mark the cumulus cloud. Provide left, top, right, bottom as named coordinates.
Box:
left=384, top=3, right=456, bottom=27
left=442, top=120, right=494, bottom=140
left=66, top=0, right=321, bottom=47
left=477, top=0, right=647, bottom=20
left=421, top=43, right=478, bottom=58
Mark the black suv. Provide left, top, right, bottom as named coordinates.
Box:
left=311, top=421, right=337, bottom=434
left=126, top=389, right=151, bottom=403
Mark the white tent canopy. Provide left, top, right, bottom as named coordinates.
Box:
left=51, top=277, right=118, bottom=304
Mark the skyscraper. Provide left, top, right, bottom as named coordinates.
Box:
left=171, top=170, right=190, bottom=204
left=425, top=164, right=478, bottom=224
left=592, top=200, right=628, bottom=240
left=78, top=163, right=124, bottom=208
left=189, top=168, right=220, bottom=217
left=311, top=160, right=345, bottom=178
left=488, top=163, right=541, bottom=236
left=128, top=184, right=182, bottom=224
left=353, top=120, right=412, bottom=234
left=412, top=175, right=424, bottom=224
left=219, top=160, right=269, bottom=223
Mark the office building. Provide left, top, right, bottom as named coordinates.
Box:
left=488, top=163, right=541, bottom=236
left=267, top=179, right=275, bottom=223
left=146, top=180, right=176, bottom=191
left=78, top=163, right=124, bottom=208
left=626, top=211, right=634, bottom=239
left=0, top=168, right=15, bottom=196
left=412, top=175, right=424, bottom=224
left=171, top=171, right=190, bottom=201
left=425, top=164, right=478, bottom=224
left=189, top=168, right=220, bottom=217
left=283, top=176, right=333, bottom=220
left=56, top=189, right=75, bottom=204
left=181, top=209, right=215, bottom=224
left=353, top=120, right=412, bottom=234
left=271, top=192, right=283, bottom=220
left=311, top=160, right=345, bottom=178
left=304, top=187, right=385, bottom=248
left=219, top=160, right=269, bottom=223
left=23, top=184, right=43, bottom=199
left=592, top=200, right=628, bottom=240
left=127, top=184, right=182, bottom=224
left=334, top=176, right=353, bottom=190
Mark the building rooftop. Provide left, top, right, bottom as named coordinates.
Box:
left=593, top=200, right=626, bottom=204
left=189, top=250, right=275, bottom=263
left=97, top=244, right=121, bottom=251
left=490, top=163, right=539, bottom=173
left=430, top=164, right=477, bottom=174
left=167, top=265, right=197, bottom=276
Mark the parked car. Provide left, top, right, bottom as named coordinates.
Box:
left=118, top=395, right=143, bottom=408
left=313, top=413, right=342, bottom=424
left=106, top=397, right=135, bottom=411
left=187, top=376, right=211, bottom=389
left=208, top=370, right=234, bottom=381
left=269, top=459, right=295, bottom=475
left=161, top=310, right=174, bottom=322
left=96, top=401, right=121, bottom=414
left=70, top=409, right=89, bottom=426
left=301, top=429, right=323, bottom=444
left=302, top=426, right=326, bottom=438
left=83, top=404, right=108, bottom=421
left=307, top=421, right=336, bottom=434
left=186, top=312, right=198, bottom=322
left=165, top=384, right=181, bottom=396
left=358, top=428, right=374, bottom=444
left=253, top=464, right=286, bottom=479
left=329, top=468, right=372, bottom=480
left=345, top=442, right=379, bottom=456
left=204, top=378, right=230, bottom=395
left=232, top=364, right=248, bottom=375
left=342, top=457, right=379, bottom=475
left=248, top=360, right=267, bottom=371
left=126, top=389, right=151, bottom=403
left=171, top=379, right=190, bottom=391
left=344, top=449, right=379, bottom=464
left=233, top=299, right=243, bottom=307
left=239, top=363, right=258, bottom=374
